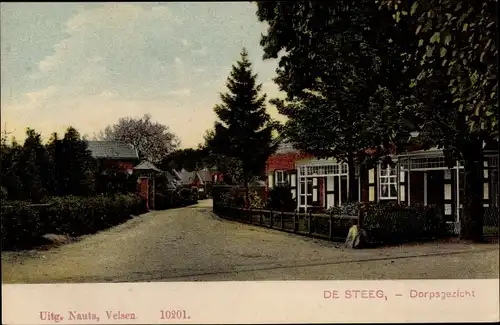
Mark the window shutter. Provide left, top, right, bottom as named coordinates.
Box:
left=368, top=167, right=377, bottom=202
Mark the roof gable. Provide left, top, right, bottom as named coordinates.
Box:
left=134, top=160, right=162, bottom=172
left=175, top=169, right=204, bottom=185
left=87, top=141, right=139, bottom=160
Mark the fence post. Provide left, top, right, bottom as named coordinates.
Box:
left=259, top=211, right=263, bottom=225
left=270, top=210, right=273, bottom=228
left=329, top=211, right=333, bottom=241
left=308, top=210, right=312, bottom=236
left=293, top=210, right=298, bottom=233
left=358, top=205, right=365, bottom=228
left=281, top=211, right=285, bottom=230
left=248, top=207, right=252, bottom=224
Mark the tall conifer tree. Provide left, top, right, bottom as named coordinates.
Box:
left=208, top=48, right=277, bottom=204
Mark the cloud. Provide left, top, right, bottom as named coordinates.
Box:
left=2, top=2, right=285, bottom=148
left=174, top=57, right=184, bottom=65
left=191, top=46, right=208, bottom=56
left=166, top=88, right=191, bottom=97
left=26, top=86, right=58, bottom=105
left=99, top=90, right=118, bottom=99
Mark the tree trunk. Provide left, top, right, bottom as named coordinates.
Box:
left=243, top=175, right=250, bottom=209
left=347, top=149, right=357, bottom=202
left=461, top=143, right=484, bottom=241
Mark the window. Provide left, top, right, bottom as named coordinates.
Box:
left=276, top=170, right=287, bottom=186
left=379, top=166, right=397, bottom=199
left=299, top=178, right=313, bottom=206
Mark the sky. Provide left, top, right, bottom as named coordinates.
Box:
left=1, top=2, right=286, bottom=149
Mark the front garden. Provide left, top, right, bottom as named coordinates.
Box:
left=212, top=185, right=457, bottom=247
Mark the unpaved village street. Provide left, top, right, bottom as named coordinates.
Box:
left=2, top=200, right=499, bottom=283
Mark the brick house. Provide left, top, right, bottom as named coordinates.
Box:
left=265, top=138, right=499, bottom=233
left=87, top=141, right=139, bottom=173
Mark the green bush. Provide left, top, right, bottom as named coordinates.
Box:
left=1, top=193, right=147, bottom=250
left=362, top=202, right=449, bottom=244
left=266, top=185, right=296, bottom=212
left=1, top=202, right=43, bottom=249
left=326, top=202, right=362, bottom=216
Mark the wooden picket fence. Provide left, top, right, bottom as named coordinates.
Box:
left=213, top=203, right=356, bottom=242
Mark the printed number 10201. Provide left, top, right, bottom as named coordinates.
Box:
left=160, top=310, right=190, bottom=320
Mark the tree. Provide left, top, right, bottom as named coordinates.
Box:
left=378, top=0, right=498, bottom=138
left=377, top=0, right=498, bottom=241
left=255, top=1, right=418, bottom=202
left=10, top=128, right=51, bottom=202
left=95, top=114, right=180, bottom=164
left=48, top=127, right=97, bottom=196
left=160, top=148, right=208, bottom=172
left=201, top=127, right=244, bottom=184
left=208, top=48, right=278, bottom=202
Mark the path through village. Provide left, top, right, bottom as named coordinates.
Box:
left=2, top=200, right=499, bottom=283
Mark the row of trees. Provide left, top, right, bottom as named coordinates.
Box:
left=1, top=112, right=185, bottom=202
left=253, top=0, right=497, bottom=241
left=2, top=127, right=110, bottom=202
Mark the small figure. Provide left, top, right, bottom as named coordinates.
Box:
left=345, top=219, right=368, bottom=249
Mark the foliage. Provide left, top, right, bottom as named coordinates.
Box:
left=94, top=162, right=138, bottom=195
left=177, top=187, right=198, bottom=204
left=212, top=185, right=266, bottom=208
left=326, top=202, right=363, bottom=216
left=95, top=114, right=180, bottom=164
left=207, top=48, right=278, bottom=201
left=255, top=1, right=419, bottom=201
left=249, top=189, right=266, bottom=209
left=1, top=128, right=96, bottom=202
left=1, top=186, right=7, bottom=200
left=362, top=202, right=449, bottom=243
left=0, top=126, right=142, bottom=203
left=1, top=194, right=147, bottom=250
left=266, top=185, right=296, bottom=212
left=160, top=148, right=208, bottom=172
left=377, top=0, right=498, bottom=138
left=255, top=1, right=495, bottom=240
left=48, top=128, right=97, bottom=197
left=375, top=0, right=498, bottom=241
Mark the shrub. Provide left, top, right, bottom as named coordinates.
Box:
left=1, top=193, right=147, bottom=250
left=1, top=186, right=7, bottom=201
left=362, top=202, right=449, bottom=244
left=1, top=202, right=42, bottom=249
left=155, top=192, right=172, bottom=210
left=266, top=185, right=296, bottom=212
left=178, top=187, right=198, bottom=206
left=326, top=202, right=362, bottom=216
left=249, top=189, right=265, bottom=209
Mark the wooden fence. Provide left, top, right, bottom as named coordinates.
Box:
left=213, top=203, right=356, bottom=242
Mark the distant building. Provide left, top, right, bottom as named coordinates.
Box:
left=87, top=141, right=139, bottom=174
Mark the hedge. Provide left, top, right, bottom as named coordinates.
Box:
left=362, top=202, right=450, bottom=244
left=1, top=193, right=147, bottom=250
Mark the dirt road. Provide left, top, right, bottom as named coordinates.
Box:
left=2, top=200, right=499, bottom=283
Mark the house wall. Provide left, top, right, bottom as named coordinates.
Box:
left=101, top=159, right=136, bottom=173
left=266, top=152, right=312, bottom=173
left=265, top=152, right=313, bottom=201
